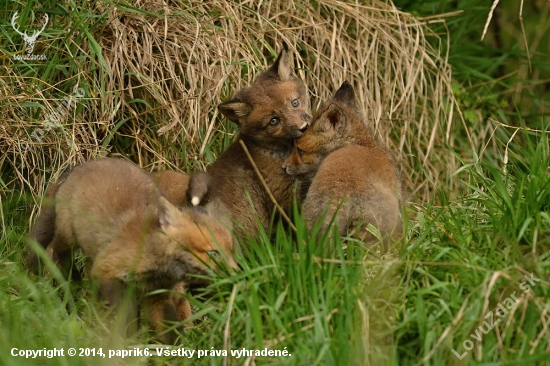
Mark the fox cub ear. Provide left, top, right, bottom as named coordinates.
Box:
left=158, top=196, right=185, bottom=232
left=334, top=81, right=356, bottom=108
left=218, top=99, right=253, bottom=123
left=268, top=49, right=293, bottom=81
left=314, top=104, right=347, bottom=134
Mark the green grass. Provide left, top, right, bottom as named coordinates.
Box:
left=1, top=126, right=549, bottom=365
left=394, top=0, right=550, bottom=126
left=396, top=126, right=550, bottom=364
left=2, top=0, right=550, bottom=364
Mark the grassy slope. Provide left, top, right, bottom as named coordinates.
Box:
left=1, top=1, right=549, bottom=365
left=1, top=128, right=548, bottom=365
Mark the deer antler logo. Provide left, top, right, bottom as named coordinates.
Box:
left=11, top=11, right=49, bottom=55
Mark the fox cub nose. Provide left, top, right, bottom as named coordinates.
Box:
left=298, top=121, right=309, bottom=133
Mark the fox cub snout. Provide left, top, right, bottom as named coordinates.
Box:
left=28, top=158, right=237, bottom=344
left=283, top=81, right=403, bottom=246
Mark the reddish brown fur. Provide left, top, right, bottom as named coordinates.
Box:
left=153, top=170, right=233, bottom=231
left=204, top=50, right=311, bottom=238
left=172, top=282, right=193, bottom=324
left=152, top=170, right=191, bottom=208
left=151, top=170, right=228, bottom=329
left=30, top=158, right=237, bottom=343
left=152, top=170, right=212, bottom=209
left=283, top=81, right=403, bottom=245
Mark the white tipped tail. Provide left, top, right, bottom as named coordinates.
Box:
left=191, top=196, right=200, bottom=206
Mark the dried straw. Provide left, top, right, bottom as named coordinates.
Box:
left=1, top=0, right=459, bottom=206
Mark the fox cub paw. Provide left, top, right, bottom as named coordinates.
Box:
left=188, top=172, right=211, bottom=206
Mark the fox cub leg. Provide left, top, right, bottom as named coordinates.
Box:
left=304, top=198, right=352, bottom=239
left=187, top=172, right=210, bottom=206
left=26, top=169, right=72, bottom=273
left=145, top=282, right=195, bottom=344
left=98, top=279, right=139, bottom=340
left=146, top=292, right=184, bottom=344
left=172, top=282, right=192, bottom=322
left=45, top=229, right=82, bottom=281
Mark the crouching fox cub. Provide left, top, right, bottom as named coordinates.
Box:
left=28, top=158, right=237, bottom=344
left=283, top=82, right=403, bottom=246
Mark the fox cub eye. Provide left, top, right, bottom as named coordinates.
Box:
left=269, top=117, right=280, bottom=126
left=297, top=148, right=304, bottom=156
left=207, top=250, right=220, bottom=258
left=291, top=99, right=299, bottom=107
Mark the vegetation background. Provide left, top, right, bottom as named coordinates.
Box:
left=0, top=0, right=548, bottom=365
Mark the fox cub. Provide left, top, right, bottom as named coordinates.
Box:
left=283, top=81, right=403, bottom=245
left=153, top=170, right=233, bottom=233
left=28, top=158, right=237, bottom=344
left=200, top=49, right=311, bottom=237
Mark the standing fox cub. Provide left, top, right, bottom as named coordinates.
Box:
left=27, top=158, right=236, bottom=344
left=200, top=49, right=311, bottom=237
left=283, top=82, right=403, bottom=245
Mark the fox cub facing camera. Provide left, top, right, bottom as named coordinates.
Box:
left=27, top=158, right=237, bottom=344
left=202, top=49, right=311, bottom=238
left=283, top=81, right=403, bottom=246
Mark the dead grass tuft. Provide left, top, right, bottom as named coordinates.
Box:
left=1, top=0, right=460, bottom=204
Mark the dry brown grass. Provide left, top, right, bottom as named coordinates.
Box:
left=1, top=0, right=460, bottom=205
